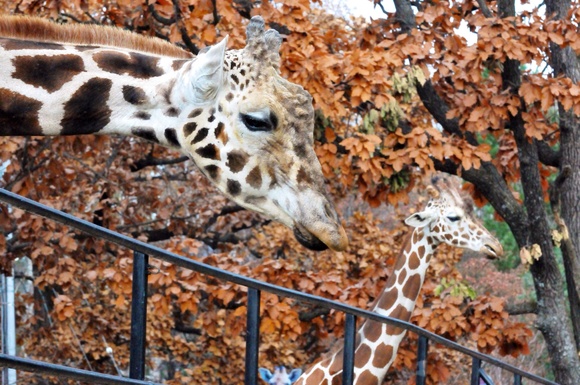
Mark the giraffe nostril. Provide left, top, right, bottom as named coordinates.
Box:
left=324, top=202, right=334, bottom=220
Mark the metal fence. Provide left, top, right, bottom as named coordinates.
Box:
left=0, top=188, right=558, bottom=385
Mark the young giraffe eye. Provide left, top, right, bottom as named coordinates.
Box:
left=240, top=112, right=277, bottom=132
left=447, top=215, right=461, bottom=222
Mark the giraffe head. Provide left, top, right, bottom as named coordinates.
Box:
left=404, top=183, right=503, bottom=258
left=174, top=17, right=347, bottom=251
left=259, top=366, right=303, bottom=385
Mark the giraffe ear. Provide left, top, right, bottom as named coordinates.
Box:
left=189, top=36, right=228, bottom=103
left=259, top=368, right=273, bottom=382
left=288, top=368, right=302, bottom=382
left=404, top=211, right=435, bottom=228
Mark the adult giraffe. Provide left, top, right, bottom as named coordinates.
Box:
left=0, top=15, right=348, bottom=251
left=295, top=182, right=503, bottom=384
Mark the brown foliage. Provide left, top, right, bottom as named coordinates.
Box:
left=0, top=0, right=552, bottom=383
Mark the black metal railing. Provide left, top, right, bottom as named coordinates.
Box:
left=0, top=188, right=558, bottom=385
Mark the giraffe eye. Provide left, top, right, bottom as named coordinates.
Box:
left=240, top=112, right=277, bottom=132
left=448, top=215, right=461, bottom=222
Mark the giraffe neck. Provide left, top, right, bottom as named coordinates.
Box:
left=0, top=37, right=202, bottom=149
left=297, top=229, right=435, bottom=385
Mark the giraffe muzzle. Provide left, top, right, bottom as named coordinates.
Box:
left=293, top=225, right=329, bottom=251
left=293, top=221, right=349, bottom=252
left=481, top=241, right=504, bottom=259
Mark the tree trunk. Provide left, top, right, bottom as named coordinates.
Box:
left=546, top=0, right=580, bottom=353
left=393, top=0, right=580, bottom=380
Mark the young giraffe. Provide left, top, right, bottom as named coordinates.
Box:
left=295, top=182, right=503, bottom=385
left=260, top=366, right=303, bottom=385
left=0, top=16, right=348, bottom=251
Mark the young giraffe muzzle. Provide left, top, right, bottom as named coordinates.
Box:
left=0, top=16, right=348, bottom=251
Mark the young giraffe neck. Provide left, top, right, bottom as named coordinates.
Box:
left=297, top=229, right=435, bottom=385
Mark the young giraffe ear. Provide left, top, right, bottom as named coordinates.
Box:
left=288, top=368, right=303, bottom=383
left=258, top=368, right=273, bottom=383
left=404, top=211, right=435, bottom=228
left=189, top=36, right=228, bottom=103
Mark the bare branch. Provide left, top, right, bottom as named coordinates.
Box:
left=505, top=300, right=537, bottom=315
left=130, top=154, right=189, bottom=172
left=477, top=0, right=494, bottom=18
left=148, top=3, right=176, bottom=25
left=537, top=140, right=560, bottom=167
left=172, top=0, right=200, bottom=54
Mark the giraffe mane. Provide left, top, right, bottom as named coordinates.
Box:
left=0, top=15, right=193, bottom=59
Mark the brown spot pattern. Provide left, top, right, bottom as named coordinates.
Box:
left=377, top=288, right=397, bottom=311
left=93, top=51, right=163, bottom=79
left=132, top=127, right=159, bottom=143
left=268, top=167, right=278, bottom=188
left=12, top=54, right=85, bottom=93
left=294, top=142, right=307, bottom=158
left=61, top=77, right=112, bottom=135
left=183, top=122, right=197, bottom=137
left=227, top=179, right=241, bottom=196
left=196, top=143, right=220, bottom=160
left=191, top=127, right=209, bottom=144
left=354, top=344, right=372, bottom=368
left=361, top=322, right=382, bottom=343
left=122, top=85, right=148, bottom=105
left=408, top=251, right=420, bottom=270
left=402, top=273, right=422, bottom=301
left=165, top=107, right=179, bottom=117
left=397, top=269, right=407, bottom=285
left=226, top=150, right=249, bottom=173
left=296, top=166, right=311, bottom=185
left=133, top=111, right=150, bottom=120
left=358, top=370, right=379, bottom=385
left=308, top=369, right=325, bottom=384
left=0, top=88, right=43, bottom=135
left=204, top=165, right=220, bottom=180
left=373, top=343, right=394, bottom=367
left=188, top=108, right=202, bottom=118
left=164, top=128, right=179, bottom=147
left=215, top=122, right=228, bottom=144
left=246, top=166, right=262, bottom=189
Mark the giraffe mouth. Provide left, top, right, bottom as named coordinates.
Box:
left=293, top=225, right=329, bottom=251
left=482, top=243, right=503, bottom=259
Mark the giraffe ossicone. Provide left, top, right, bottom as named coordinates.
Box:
left=260, top=366, right=303, bottom=385
left=296, top=180, right=503, bottom=385
left=0, top=15, right=348, bottom=251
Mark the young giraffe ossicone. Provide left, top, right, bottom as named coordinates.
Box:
left=295, top=182, right=503, bottom=385
left=260, top=366, right=303, bottom=385
left=0, top=16, right=348, bottom=251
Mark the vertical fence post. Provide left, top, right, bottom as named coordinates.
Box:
left=341, top=313, right=356, bottom=385
left=416, top=335, right=428, bottom=385
left=471, top=357, right=481, bottom=385
left=1, top=274, right=17, bottom=385
left=245, top=288, right=260, bottom=385
left=514, top=373, right=522, bottom=385
left=129, top=251, right=149, bottom=380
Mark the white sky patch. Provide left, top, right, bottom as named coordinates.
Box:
left=349, top=1, right=391, bottom=19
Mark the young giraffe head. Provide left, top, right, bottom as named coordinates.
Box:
left=405, top=183, right=503, bottom=258
left=173, top=17, right=347, bottom=251
left=259, top=366, right=303, bottom=385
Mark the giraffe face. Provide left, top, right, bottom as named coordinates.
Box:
left=178, top=17, right=348, bottom=252
left=405, top=188, right=503, bottom=258
left=259, top=366, right=302, bottom=385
